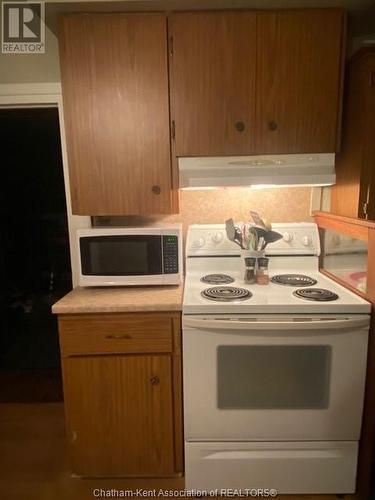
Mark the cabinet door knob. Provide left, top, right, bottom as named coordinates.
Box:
left=152, top=185, right=161, bottom=195
left=235, top=121, right=245, bottom=132
left=268, top=121, right=278, bottom=131
left=150, top=376, right=160, bottom=385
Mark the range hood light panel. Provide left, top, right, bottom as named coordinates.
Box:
left=178, top=153, right=335, bottom=189
left=180, top=183, right=334, bottom=191
left=180, top=186, right=225, bottom=191
left=249, top=183, right=334, bottom=190
left=229, top=159, right=287, bottom=166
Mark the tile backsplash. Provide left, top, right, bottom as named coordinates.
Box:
left=94, top=187, right=313, bottom=236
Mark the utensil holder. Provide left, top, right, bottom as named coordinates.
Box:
left=241, top=250, right=266, bottom=260
left=241, top=250, right=266, bottom=284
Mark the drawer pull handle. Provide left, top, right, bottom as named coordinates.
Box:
left=150, top=376, right=160, bottom=385
left=105, top=334, right=132, bottom=340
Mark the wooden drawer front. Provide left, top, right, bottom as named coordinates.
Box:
left=59, top=315, right=173, bottom=356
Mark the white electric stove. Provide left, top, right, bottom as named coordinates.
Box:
left=182, top=223, right=371, bottom=495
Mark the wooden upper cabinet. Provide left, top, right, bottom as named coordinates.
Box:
left=59, top=14, right=175, bottom=215
left=59, top=9, right=345, bottom=210
left=256, top=9, right=345, bottom=154
left=331, top=49, right=375, bottom=220
left=169, top=9, right=344, bottom=157
left=169, top=12, right=257, bottom=156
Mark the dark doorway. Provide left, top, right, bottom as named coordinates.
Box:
left=0, top=107, right=71, bottom=402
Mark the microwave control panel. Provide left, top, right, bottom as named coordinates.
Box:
left=163, top=235, right=179, bottom=274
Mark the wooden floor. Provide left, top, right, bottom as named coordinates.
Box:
left=0, top=403, right=357, bottom=500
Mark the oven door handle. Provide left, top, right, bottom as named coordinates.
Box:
left=183, top=316, right=370, bottom=332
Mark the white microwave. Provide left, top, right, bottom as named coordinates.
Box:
left=77, top=225, right=183, bottom=287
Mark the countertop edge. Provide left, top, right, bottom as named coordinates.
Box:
left=51, top=284, right=184, bottom=315
left=52, top=304, right=183, bottom=314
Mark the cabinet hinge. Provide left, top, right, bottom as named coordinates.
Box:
left=171, top=120, right=176, bottom=140
left=363, top=202, right=369, bottom=217
left=169, top=36, right=173, bottom=57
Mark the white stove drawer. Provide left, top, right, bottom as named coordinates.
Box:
left=185, top=441, right=358, bottom=494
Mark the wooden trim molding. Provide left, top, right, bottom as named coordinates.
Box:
left=359, top=309, right=375, bottom=500
left=0, top=91, right=91, bottom=286
left=367, top=228, right=375, bottom=304
left=314, top=210, right=375, bottom=231
left=0, top=83, right=62, bottom=96
left=314, top=210, right=375, bottom=499
left=313, top=211, right=370, bottom=241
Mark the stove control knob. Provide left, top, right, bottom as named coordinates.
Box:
left=302, top=235, right=312, bottom=246
left=193, top=237, right=206, bottom=248
left=283, top=232, right=293, bottom=243
left=211, top=232, right=224, bottom=244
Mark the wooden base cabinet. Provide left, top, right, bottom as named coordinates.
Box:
left=58, top=312, right=183, bottom=477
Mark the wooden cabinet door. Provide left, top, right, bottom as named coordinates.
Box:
left=256, top=9, right=344, bottom=154
left=361, top=55, right=375, bottom=220
left=331, top=55, right=366, bottom=218
left=332, top=50, right=375, bottom=219
left=169, top=12, right=257, bottom=156
left=62, top=354, right=175, bottom=476
left=59, top=14, right=173, bottom=215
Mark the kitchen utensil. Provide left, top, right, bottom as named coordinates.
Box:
left=258, top=236, right=265, bottom=251
left=263, top=230, right=283, bottom=248
left=250, top=211, right=266, bottom=228
left=248, top=227, right=259, bottom=251
left=242, top=223, right=253, bottom=250
left=262, top=218, right=273, bottom=231
left=225, top=218, right=235, bottom=241
left=251, top=225, right=268, bottom=241
left=225, top=218, right=243, bottom=248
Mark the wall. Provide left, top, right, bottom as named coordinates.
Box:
left=95, top=187, right=314, bottom=236
left=0, top=7, right=60, bottom=83
left=168, top=187, right=312, bottom=229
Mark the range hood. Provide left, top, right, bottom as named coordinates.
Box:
left=179, top=153, right=335, bottom=189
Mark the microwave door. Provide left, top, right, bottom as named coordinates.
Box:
left=80, top=235, right=162, bottom=277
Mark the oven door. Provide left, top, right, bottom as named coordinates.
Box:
left=183, top=314, right=369, bottom=441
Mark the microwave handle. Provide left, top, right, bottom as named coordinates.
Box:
left=183, top=316, right=370, bottom=333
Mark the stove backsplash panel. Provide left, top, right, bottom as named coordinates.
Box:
left=93, top=187, right=312, bottom=236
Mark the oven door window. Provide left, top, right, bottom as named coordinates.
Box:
left=80, top=235, right=162, bottom=276
left=217, top=345, right=331, bottom=409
